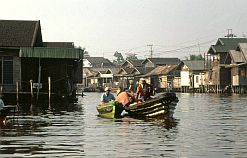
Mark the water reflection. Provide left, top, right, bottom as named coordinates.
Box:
left=0, top=93, right=247, bottom=157
left=1, top=102, right=85, bottom=157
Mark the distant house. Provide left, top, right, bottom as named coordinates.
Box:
left=225, top=43, right=247, bottom=93
left=180, top=60, right=207, bottom=92
left=141, top=65, right=180, bottom=91
left=83, top=67, right=120, bottom=89
left=131, top=67, right=155, bottom=77
left=83, top=57, right=114, bottom=67
left=83, top=67, right=109, bottom=87
left=116, top=67, right=154, bottom=90
left=115, top=68, right=135, bottom=89
left=96, top=68, right=120, bottom=88
left=117, top=68, right=135, bottom=76
left=0, top=20, right=83, bottom=105
left=121, top=59, right=144, bottom=68
left=142, top=58, right=181, bottom=67
left=207, top=38, right=247, bottom=92
left=82, top=57, right=115, bottom=87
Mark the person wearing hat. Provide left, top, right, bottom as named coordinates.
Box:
left=100, top=87, right=115, bottom=104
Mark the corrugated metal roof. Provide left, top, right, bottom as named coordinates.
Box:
left=142, top=65, right=178, bottom=77
left=182, top=60, right=205, bottom=71
left=229, top=50, right=245, bottom=63
left=0, top=20, right=43, bottom=47
left=116, top=68, right=134, bottom=75
left=123, top=59, right=144, bottom=67
left=84, top=57, right=114, bottom=67
left=208, top=38, right=247, bottom=54
left=19, top=47, right=83, bottom=59
left=106, top=68, right=120, bottom=74
left=131, top=67, right=155, bottom=74
left=238, top=43, right=247, bottom=62
left=143, top=58, right=181, bottom=65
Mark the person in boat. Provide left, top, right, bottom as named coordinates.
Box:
left=100, top=87, right=115, bottom=104
left=115, top=87, right=135, bottom=109
left=128, top=80, right=136, bottom=95
left=135, top=79, right=154, bottom=102
left=0, top=95, right=4, bottom=108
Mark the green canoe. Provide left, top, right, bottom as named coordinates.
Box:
left=96, top=102, right=124, bottom=119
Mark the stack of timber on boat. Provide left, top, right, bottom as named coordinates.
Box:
left=96, top=92, right=178, bottom=120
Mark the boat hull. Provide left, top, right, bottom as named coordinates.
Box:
left=128, top=92, right=178, bottom=119
left=96, top=102, right=125, bottom=119
left=0, top=108, right=11, bottom=125
left=0, top=106, right=17, bottom=125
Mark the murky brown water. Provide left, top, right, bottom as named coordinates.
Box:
left=1, top=93, right=247, bottom=157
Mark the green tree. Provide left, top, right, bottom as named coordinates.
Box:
left=77, top=46, right=90, bottom=58
left=83, top=51, right=90, bottom=58
left=186, top=54, right=204, bottom=60
left=113, top=51, right=124, bottom=65
left=126, top=53, right=138, bottom=60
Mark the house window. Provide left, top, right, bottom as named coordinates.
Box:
left=240, top=69, right=245, bottom=77
left=246, top=68, right=247, bottom=78
left=196, top=76, right=199, bottom=83
left=0, top=56, right=13, bottom=84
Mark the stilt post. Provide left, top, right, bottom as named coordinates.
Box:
left=48, top=77, right=51, bottom=111
left=30, top=80, right=33, bottom=112
left=16, top=81, right=19, bottom=106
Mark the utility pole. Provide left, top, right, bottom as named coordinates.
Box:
left=198, top=41, right=201, bottom=54
left=147, top=44, right=153, bottom=58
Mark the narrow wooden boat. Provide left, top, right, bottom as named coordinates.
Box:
left=96, top=102, right=125, bottom=119
left=96, top=92, right=179, bottom=120
left=0, top=108, right=10, bottom=125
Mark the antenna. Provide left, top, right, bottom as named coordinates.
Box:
left=226, top=29, right=236, bottom=38
left=147, top=44, right=153, bottom=58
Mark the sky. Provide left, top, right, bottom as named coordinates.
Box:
left=1, top=0, right=247, bottom=60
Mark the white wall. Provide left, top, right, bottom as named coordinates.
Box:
left=232, top=75, right=239, bottom=86
left=181, top=71, right=190, bottom=86
left=100, top=74, right=113, bottom=78
left=83, top=59, right=92, bottom=67
left=194, top=74, right=206, bottom=88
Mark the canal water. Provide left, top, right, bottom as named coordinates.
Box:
left=0, top=93, right=247, bottom=158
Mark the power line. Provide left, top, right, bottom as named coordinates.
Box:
left=90, top=38, right=218, bottom=59
left=152, top=39, right=216, bottom=54
left=117, top=45, right=147, bottom=52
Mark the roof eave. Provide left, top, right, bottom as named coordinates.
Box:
left=207, top=46, right=217, bottom=54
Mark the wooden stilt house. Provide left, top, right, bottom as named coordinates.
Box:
left=0, top=20, right=83, bottom=107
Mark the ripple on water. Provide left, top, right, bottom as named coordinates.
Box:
left=0, top=93, right=247, bottom=158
